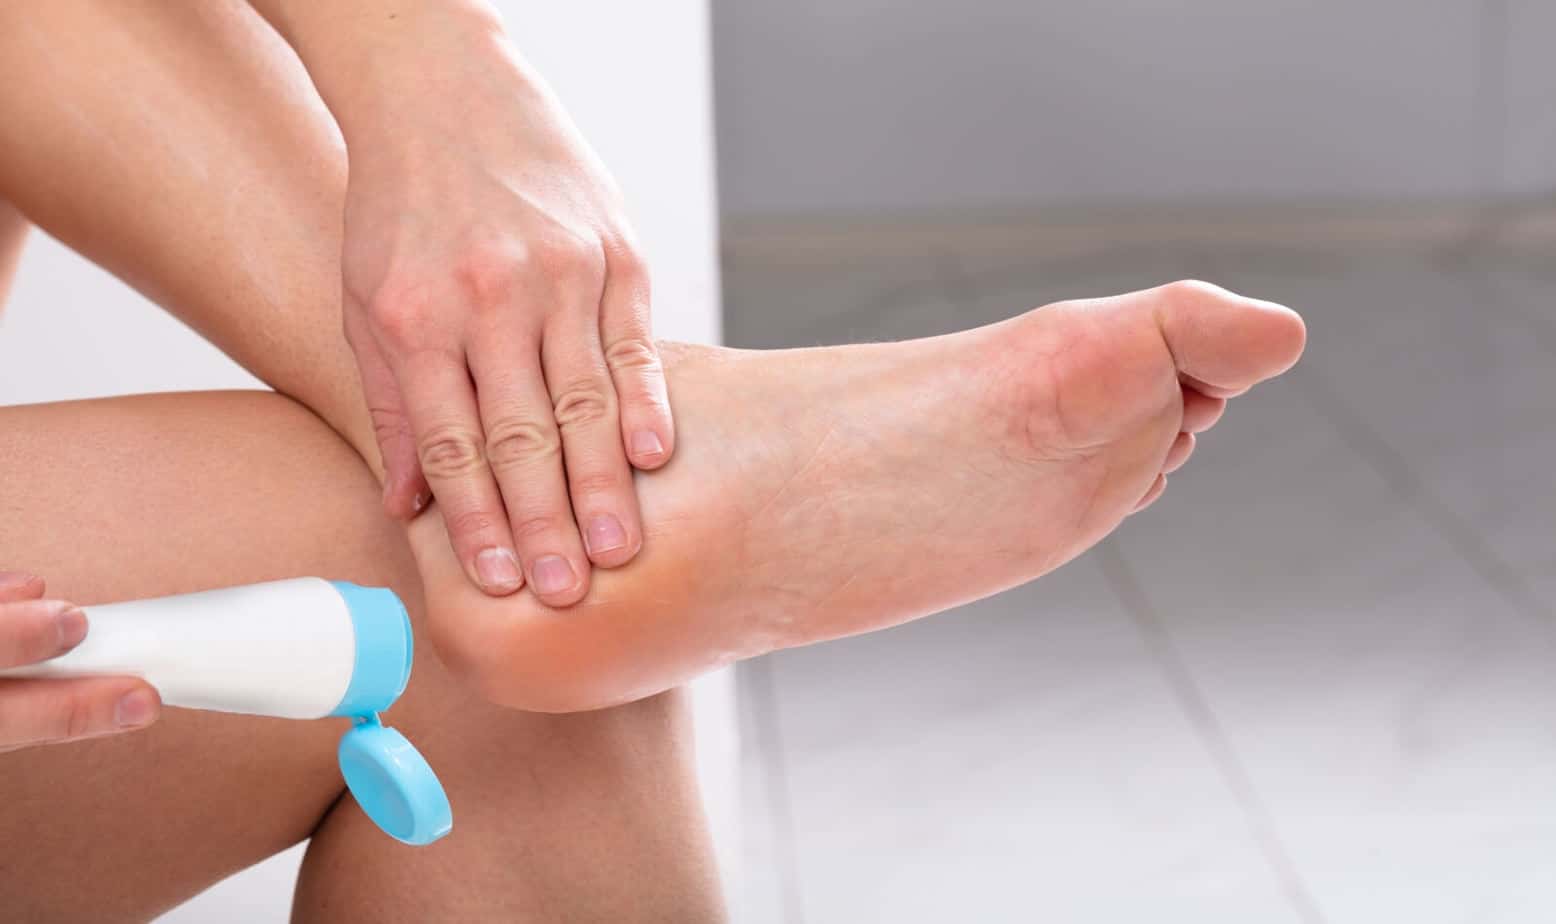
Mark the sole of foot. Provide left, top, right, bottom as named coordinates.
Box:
left=412, top=280, right=1306, bottom=712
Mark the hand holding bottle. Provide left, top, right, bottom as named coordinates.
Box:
left=0, top=570, right=160, bottom=753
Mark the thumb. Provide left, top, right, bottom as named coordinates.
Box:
left=347, top=317, right=430, bottom=520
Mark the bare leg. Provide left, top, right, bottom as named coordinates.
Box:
left=0, top=0, right=1305, bottom=717
left=0, top=392, right=723, bottom=921
left=0, top=5, right=723, bottom=918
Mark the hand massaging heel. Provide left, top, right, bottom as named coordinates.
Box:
left=0, top=577, right=451, bottom=845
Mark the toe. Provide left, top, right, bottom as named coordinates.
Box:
left=1162, top=432, right=1196, bottom=473
left=1179, top=386, right=1227, bottom=433
left=1138, top=280, right=1307, bottom=394
left=1132, top=473, right=1167, bottom=513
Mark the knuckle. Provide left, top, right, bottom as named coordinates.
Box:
left=604, top=336, right=660, bottom=374
left=485, top=417, right=561, bottom=470
left=452, top=241, right=524, bottom=310
left=60, top=694, right=95, bottom=741
left=532, top=234, right=606, bottom=288
left=509, top=513, right=566, bottom=543
left=567, top=470, right=625, bottom=498
left=551, top=382, right=614, bottom=431
left=364, top=280, right=436, bottom=350
left=417, top=426, right=487, bottom=478
left=444, top=507, right=501, bottom=540
left=604, top=240, right=650, bottom=287
left=367, top=404, right=411, bottom=445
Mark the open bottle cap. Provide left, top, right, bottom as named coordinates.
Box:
left=326, top=582, right=452, bottom=845
left=338, top=715, right=453, bottom=846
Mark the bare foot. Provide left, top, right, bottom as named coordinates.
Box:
left=413, top=281, right=1306, bottom=711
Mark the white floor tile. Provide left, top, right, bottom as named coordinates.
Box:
left=766, top=559, right=1301, bottom=923
left=1106, top=299, right=1556, bottom=923
left=734, top=241, right=1556, bottom=923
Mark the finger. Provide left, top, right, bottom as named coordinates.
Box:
left=0, top=599, right=87, bottom=669
left=1132, top=474, right=1167, bottom=513
left=1161, top=432, right=1196, bottom=474
left=346, top=310, right=430, bottom=519
left=0, top=571, right=45, bottom=603
left=396, top=347, right=524, bottom=596
left=1179, top=385, right=1227, bottom=433
left=0, top=676, right=160, bottom=752
left=469, top=331, right=591, bottom=606
left=545, top=302, right=644, bottom=570
left=599, top=243, right=674, bottom=470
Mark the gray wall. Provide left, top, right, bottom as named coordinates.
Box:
left=714, top=0, right=1556, bottom=219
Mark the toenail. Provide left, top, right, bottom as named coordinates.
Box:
left=532, top=555, right=577, bottom=596
left=585, top=515, right=628, bottom=555
left=630, top=430, right=665, bottom=459
left=475, top=547, right=522, bottom=591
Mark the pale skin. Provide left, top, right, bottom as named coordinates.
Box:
left=0, top=0, right=1306, bottom=918
left=0, top=393, right=723, bottom=922
left=247, top=0, right=679, bottom=605
left=0, top=4, right=721, bottom=920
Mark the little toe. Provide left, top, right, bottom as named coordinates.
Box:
left=1132, top=473, right=1167, bottom=513
left=1161, top=431, right=1196, bottom=474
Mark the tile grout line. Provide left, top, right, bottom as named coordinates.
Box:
left=1288, top=355, right=1556, bottom=752
left=1097, top=539, right=1327, bottom=924
left=742, top=657, right=808, bottom=924
left=1194, top=242, right=1549, bottom=628
left=1289, top=367, right=1550, bottom=626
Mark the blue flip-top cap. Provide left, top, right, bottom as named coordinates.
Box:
left=327, top=582, right=413, bottom=717
left=324, top=582, right=452, bottom=846
left=338, top=715, right=453, bottom=845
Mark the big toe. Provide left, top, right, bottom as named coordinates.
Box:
left=1126, top=280, right=1307, bottom=396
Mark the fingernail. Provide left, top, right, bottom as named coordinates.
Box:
left=585, top=515, right=628, bottom=555
left=631, top=430, right=665, bottom=460
left=115, top=689, right=158, bottom=729
left=411, top=490, right=430, bottom=514
left=56, top=606, right=88, bottom=651
left=475, top=547, right=523, bottom=592
left=531, top=555, right=577, bottom=596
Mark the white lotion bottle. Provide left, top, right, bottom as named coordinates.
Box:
left=0, top=577, right=451, bottom=845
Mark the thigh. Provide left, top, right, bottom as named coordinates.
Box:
left=0, top=6, right=724, bottom=917
left=0, top=392, right=391, bottom=920
left=0, top=0, right=374, bottom=461
left=1, top=393, right=725, bottom=922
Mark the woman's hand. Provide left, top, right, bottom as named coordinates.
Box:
left=252, top=2, right=674, bottom=607
left=0, top=571, right=160, bottom=753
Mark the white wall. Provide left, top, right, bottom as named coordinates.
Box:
left=715, top=0, right=1556, bottom=218
left=0, top=1, right=733, bottom=920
